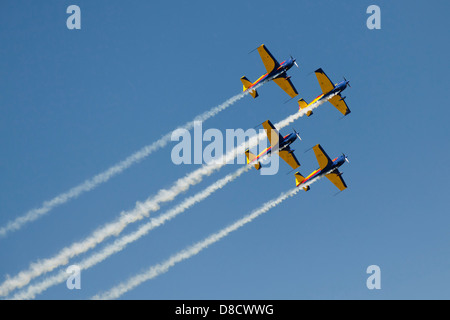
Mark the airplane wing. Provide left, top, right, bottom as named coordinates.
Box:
left=272, top=76, right=299, bottom=98
left=312, top=144, right=332, bottom=170
left=315, top=68, right=335, bottom=94
left=328, top=94, right=351, bottom=116
left=325, top=170, right=347, bottom=191
left=262, top=120, right=284, bottom=148
left=257, top=44, right=280, bottom=74
left=278, top=149, right=300, bottom=170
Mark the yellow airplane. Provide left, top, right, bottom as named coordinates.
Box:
left=298, top=68, right=351, bottom=117
left=245, top=120, right=301, bottom=170
left=241, top=44, right=299, bottom=99
left=295, top=144, right=349, bottom=192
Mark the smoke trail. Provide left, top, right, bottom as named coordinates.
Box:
left=9, top=165, right=252, bottom=300
left=91, top=187, right=302, bottom=300
left=91, top=170, right=332, bottom=300
left=0, top=80, right=272, bottom=238
left=0, top=128, right=267, bottom=297
left=0, top=160, right=245, bottom=297
left=0, top=96, right=322, bottom=297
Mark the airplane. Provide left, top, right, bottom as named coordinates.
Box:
left=245, top=120, right=301, bottom=170
left=294, top=144, right=349, bottom=191
left=297, top=68, right=351, bottom=117
left=241, top=44, right=299, bottom=99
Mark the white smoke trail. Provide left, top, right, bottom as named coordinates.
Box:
left=91, top=187, right=304, bottom=300
left=92, top=166, right=332, bottom=300
left=0, top=81, right=270, bottom=239
left=0, top=121, right=266, bottom=297
left=0, top=159, right=245, bottom=297
left=0, top=94, right=325, bottom=297
left=9, top=165, right=252, bottom=300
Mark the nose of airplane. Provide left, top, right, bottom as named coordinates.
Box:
left=290, top=55, right=299, bottom=68
left=343, top=76, right=351, bottom=88
left=293, top=129, right=302, bottom=141
left=342, top=153, right=350, bottom=163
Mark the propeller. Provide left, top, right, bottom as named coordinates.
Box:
left=343, top=76, right=351, bottom=88
left=342, top=153, right=350, bottom=163
left=293, top=129, right=302, bottom=141
left=290, top=55, right=299, bottom=68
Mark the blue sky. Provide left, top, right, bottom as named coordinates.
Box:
left=1, top=0, right=449, bottom=299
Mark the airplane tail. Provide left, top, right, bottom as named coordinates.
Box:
left=245, top=149, right=261, bottom=170
left=241, top=76, right=258, bottom=98
left=294, top=172, right=310, bottom=191
left=298, top=98, right=313, bottom=117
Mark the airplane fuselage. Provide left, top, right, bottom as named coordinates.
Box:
left=247, top=59, right=295, bottom=90
left=267, top=132, right=296, bottom=154
left=329, top=79, right=349, bottom=96
left=302, top=79, right=350, bottom=112
left=253, top=132, right=297, bottom=161
left=320, top=80, right=349, bottom=102
left=297, top=155, right=346, bottom=187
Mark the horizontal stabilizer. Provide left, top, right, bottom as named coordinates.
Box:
left=298, top=98, right=308, bottom=110
left=241, top=76, right=258, bottom=98
left=298, top=98, right=313, bottom=116
left=294, top=172, right=305, bottom=187
left=245, top=149, right=261, bottom=170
